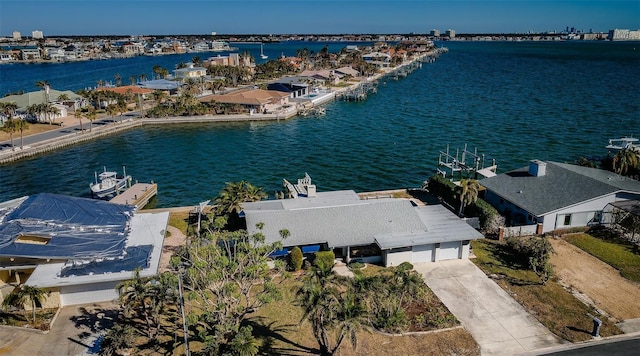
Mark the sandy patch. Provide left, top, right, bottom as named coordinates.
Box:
left=550, top=238, right=640, bottom=321
left=159, top=225, right=186, bottom=272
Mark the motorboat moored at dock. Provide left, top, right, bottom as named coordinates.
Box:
left=90, top=166, right=132, bottom=198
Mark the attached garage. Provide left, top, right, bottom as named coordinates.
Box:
left=59, top=281, right=119, bottom=306
left=412, top=244, right=434, bottom=263
left=438, top=241, right=461, bottom=261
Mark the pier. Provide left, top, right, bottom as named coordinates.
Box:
left=110, top=182, right=158, bottom=209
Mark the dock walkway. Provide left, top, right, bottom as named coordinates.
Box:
left=110, top=183, right=157, bottom=209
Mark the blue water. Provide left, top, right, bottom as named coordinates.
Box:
left=0, top=41, right=638, bottom=207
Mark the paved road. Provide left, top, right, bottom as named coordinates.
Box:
left=532, top=335, right=640, bottom=355
left=415, top=259, right=563, bottom=356
left=0, top=114, right=136, bottom=152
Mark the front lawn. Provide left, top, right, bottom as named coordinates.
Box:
left=471, top=239, right=622, bottom=342
left=563, top=231, right=640, bottom=283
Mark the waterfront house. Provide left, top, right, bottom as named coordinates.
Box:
left=199, top=88, right=290, bottom=114
left=334, top=66, right=360, bottom=78
left=0, top=89, right=83, bottom=118
left=241, top=182, right=482, bottom=266
left=0, top=194, right=168, bottom=307
left=204, top=53, right=241, bottom=67
left=480, top=160, right=640, bottom=233
left=173, top=63, right=207, bottom=81
left=362, top=52, right=391, bottom=68
left=299, top=70, right=341, bottom=85
left=267, top=77, right=310, bottom=98
left=19, top=46, right=40, bottom=60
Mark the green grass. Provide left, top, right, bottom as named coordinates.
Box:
left=564, top=232, right=640, bottom=283
left=168, top=212, right=189, bottom=235
left=471, top=239, right=622, bottom=342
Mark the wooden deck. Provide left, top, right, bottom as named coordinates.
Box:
left=110, top=183, right=157, bottom=209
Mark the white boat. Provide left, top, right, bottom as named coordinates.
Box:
left=90, top=166, right=132, bottom=198
left=260, top=43, right=268, bottom=60
left=606, top=137, right=638, bottom=151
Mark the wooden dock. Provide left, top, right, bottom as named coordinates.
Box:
left=110, top=183, right=157, bottom=209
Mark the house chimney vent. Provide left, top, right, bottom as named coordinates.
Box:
left=528, top=160, right=546, bottom=177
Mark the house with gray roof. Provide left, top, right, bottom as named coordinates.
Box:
left=241, top=189, right=483, bottom=267
left=480, top=160, right=640, bottom=233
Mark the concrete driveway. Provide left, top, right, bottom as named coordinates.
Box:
left=415, top=259, right=563, bottom=356
left=0, top=302, right=117, bottom=355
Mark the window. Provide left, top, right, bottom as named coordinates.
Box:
left=564, top=214, right=572, bottom=226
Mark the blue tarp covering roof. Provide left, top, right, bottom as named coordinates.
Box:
left=59, top=245, right=153, bottom=277
left=0, top=193, right=135, bottom=259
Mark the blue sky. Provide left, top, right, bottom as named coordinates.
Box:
left=2, top=0, right=639, bottom=36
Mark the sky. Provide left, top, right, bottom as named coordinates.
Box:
left=1, top=0, right=639, bottom=36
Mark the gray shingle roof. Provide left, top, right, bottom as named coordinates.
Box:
left=243, top=191, right=483, bottom=250
left=480, top=162, right=640, bottom=216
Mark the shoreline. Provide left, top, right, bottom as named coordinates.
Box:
left=0, top=52, right=435, bottom=165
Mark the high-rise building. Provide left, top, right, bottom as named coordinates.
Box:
left=32, top=30, right=44, bottom=39
left=430, top=29, right=440, bottom=37
left=446, top=29, right=456, bottom=38
left=12, top=31, right=21, bottom=40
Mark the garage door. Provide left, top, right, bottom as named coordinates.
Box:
left=60, top=281, right=119, bottom=306
left=412, top=244, right=434, bottom=263
left=438, top=241, right=461, bottom=261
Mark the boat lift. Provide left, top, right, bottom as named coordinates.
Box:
left=437, top=144, right=498, bottom=182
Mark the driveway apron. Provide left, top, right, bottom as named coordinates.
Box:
left=415, top=259, right=563, bottom=355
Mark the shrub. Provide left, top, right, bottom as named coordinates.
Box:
left=288, top=246, right=303, bottom=271
left=313, top=251, right=335, bottom=270
left=396, top=261, right=413, bottom=272
left=348, top=261, right=364, bottom=270
left=506, top=235, right=555, bottom=284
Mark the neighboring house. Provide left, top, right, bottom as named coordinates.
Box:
left=0, top=194, right=168, bottom=307
left=481, top=160, right=640, bottom=233
left=138, top=79, right=181, bottom=93
left=241, top=181, right=482, bottom=267
left=174, top=63, right=207, bottom=81
left=199, top=88, right=290, bottom=114
left=95, top=85, right=154, bottom=99
left=362, top=52, right=391, bottom=67
left=334, top=66, right=360, bottom=77
left=267, top=77, right=309, bottom=98
left=19, top=46, right=40, bottom=60
left=204, top=53, right=241, bottom=67
left=299, top=70, right=341, bottom=85
left=0, top=89, right=83, bottom=117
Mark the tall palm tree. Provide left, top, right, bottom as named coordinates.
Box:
left=85, top=107, right=97, bottom=132
left=15, top=119, right=29, bottom=149
left=458, top=178, right=480, bottom=216
left=42, top=103, right=59, bottom=125
left=114, top=73, right=122, bottom=86
left=1, top=285, right=50, bottom=323
left=35, top=80, right=50, bottom=105
left=106, top=103, right=118, bottom=124
left=74, top=109, right=84, bottom=132
left=613, top=148, right=640, bottom=176
left=1, top=118, right=18, bottom=150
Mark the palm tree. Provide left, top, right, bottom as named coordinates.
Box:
left=1, top=118, right=18, bottom=150
left=106, top=103, right=118, bottom=124
left=2, top=285, right=50, bottom=323
left=85, top=107, right=97, bottom=132
left=42, top=103, right=59, bottom=125
left=613, top=148, right=640, bottom=176
left=100, top=323, right=135, bottom=356
left=25, top=103, right=43, bottom=123
left=15, top=119, right=29, bottom=149
left=458, top=178, right=480, bottom=216
left=35, top=80, right=50, bottom=105
left=74, top=109, right=84, bottom=132
left=214, top=181, right=267, bottom=216
left=56, top=93, right=70, bottom=102
left=114, top=73, right=122, bottom=87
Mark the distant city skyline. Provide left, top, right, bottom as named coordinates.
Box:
left=1, top=0, right=639, bottom=36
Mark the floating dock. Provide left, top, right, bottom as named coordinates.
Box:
left=109, top=183, right=157, bottom=209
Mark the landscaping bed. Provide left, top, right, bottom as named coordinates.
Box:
left=0, top=308, right=58, bottom=331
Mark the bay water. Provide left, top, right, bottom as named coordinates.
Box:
left=0, top=41, right=638, bottom=207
